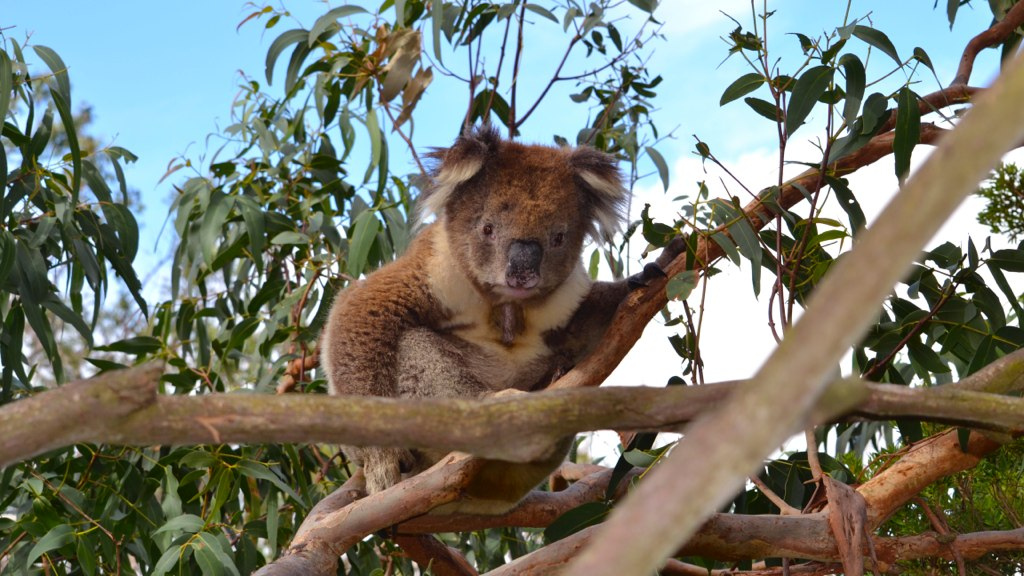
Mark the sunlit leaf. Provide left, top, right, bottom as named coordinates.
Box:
left=265, top=29, right=307, bottom=85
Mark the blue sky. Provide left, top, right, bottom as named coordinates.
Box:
left=2, top=1, right=1009, bottom=384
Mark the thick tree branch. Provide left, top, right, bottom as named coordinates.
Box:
left=951, top=0, right=1024, bottom=87
left=564, top=50, right=1024, bottom=576
left=7, top=364, right=1024, bottom=471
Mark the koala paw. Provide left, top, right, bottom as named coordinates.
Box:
left=627, top=262, right=667, bottom=290
left=362, top=447, right=417, bottom=494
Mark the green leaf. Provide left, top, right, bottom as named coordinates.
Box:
left=645, top=146, right=669, bottom=191
left=41, top=295, right=94, bottom=348
left=194, top=532, right=240, bottom=576
left=745, top=97, right=781, bottom=122
left=825, top=175, right=866, bottom=233
left=236, top=196, right=266, bottom=267
left=988, top=248, right=1024, bottom=272
left=666, top=270, right=698, bottom=301
left=226, top=317, right=261, bottom=352
left=47, top=80, right=82, bottom=201
left=852, top=25, right=901, bottom=66
left=266, top=493, right=281, bottom=554
left=76, top=535, right=98, bottom=576
left=525, top=4, right=558, bottom=23
left=347, top=209, right=381, bottom=278
left=792, top=32, right=815, bottom=54
left=25, top=524, right=73, bottom=569
left=430, top=1, right=446, bottom=63
left=363, top=106, right=382, bottom=185
left=785, top=65, right=834, bottom=137
left=711, top=231, right=741, bottom=265
left=0, top=50, right=13, bottom=125
left=946, top=0, right=960, bottom=29
left=95, top=335, right=162, bottom=355
left=200, top=190, right=233, bottom=267
left=720, top=72, right=765, bottom=106
left=544, top=502, right=610, bottom=543
left=236, top=461, right=303, bottom=502
left=626, top=0, right=657, bottom=13
left=270, top=231, right=310, bottom=245
left=956, top=428, right=971, bottom=452
left=151, top=545, right=188, bottom=576
left=965, top=334, right=996, bottom=376
left=265, top=29, right=307, bottom=85
left=588, top=248, right=600, bottom=279
left=309, top=6, right=367, bottom=46
left=32, top=45, right=71, bottom=102
left=912, top=47, right=935, bottom=73
left=894, top=87, right=920, bottom=184
left=154, top=514, right=205, bottom=535
left=988, top=265, right=1024, bottom=320
left=837, top=54, right=865, bottom=127
left=907, top=341, right=949, bottom=374
left=710, top=199, right=762, bottom=295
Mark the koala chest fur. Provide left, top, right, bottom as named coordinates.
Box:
left=423, top=223, right=591, bottom=391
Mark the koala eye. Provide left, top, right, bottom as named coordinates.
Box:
left=551, top=231, right=565, bottom=247
left=482, top=223, right=494, bottom=237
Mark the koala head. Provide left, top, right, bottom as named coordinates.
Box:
left=420, top=125, right=626, bottom=304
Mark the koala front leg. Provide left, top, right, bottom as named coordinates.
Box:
left=321, top=266, right=436, bottom=494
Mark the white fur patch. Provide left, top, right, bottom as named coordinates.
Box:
left=426, top=224, right=592, bottom=389
left=419, top=156, right=485, bottom=218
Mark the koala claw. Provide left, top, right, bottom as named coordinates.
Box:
left=627, top=262, right=668, bottom=290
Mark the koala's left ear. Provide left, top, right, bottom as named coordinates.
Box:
left=570, top=147, right=628, bottom=241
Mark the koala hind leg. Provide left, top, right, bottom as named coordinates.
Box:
left=349, top=328, right=496, bottom=494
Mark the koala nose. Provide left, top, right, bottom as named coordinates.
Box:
left=506, top=240, right=542, bottom=289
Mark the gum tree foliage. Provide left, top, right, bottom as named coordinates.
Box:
left=0, top=1, right=1022, bottom=575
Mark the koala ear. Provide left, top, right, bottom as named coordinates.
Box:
left=419, top=125, right=502, bottom=220
left=570, top=147, right=628, bottom=241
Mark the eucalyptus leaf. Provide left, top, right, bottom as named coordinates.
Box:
left=720, top=72, right=765, bottom=106
left=25, top=524, right=73, bottom=570
left=785, top=65, right=834, bottom=137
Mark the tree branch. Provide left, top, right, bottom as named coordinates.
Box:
left=563, top=49, right=1024, bottom=576
left=951, top=0, right=1024, bottom=87
left=5, top=364, right=1024, bottom=471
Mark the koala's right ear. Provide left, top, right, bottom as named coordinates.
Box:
left=419, top=125, right=502, bottom=220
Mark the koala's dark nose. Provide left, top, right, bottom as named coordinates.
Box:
left=506, top=240, right=542, bottom=289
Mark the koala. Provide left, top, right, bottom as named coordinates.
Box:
left=320, top=125, right=643, bottom=513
